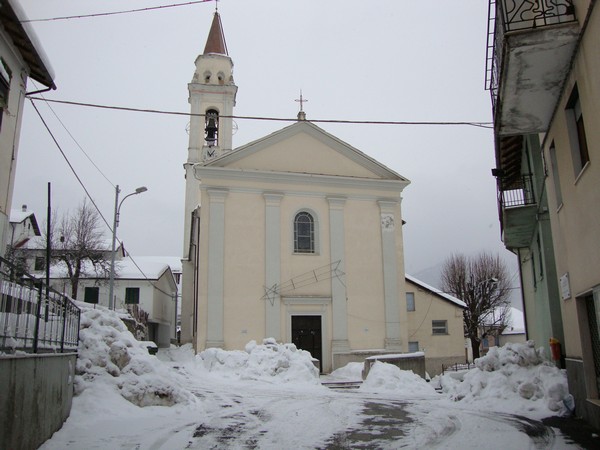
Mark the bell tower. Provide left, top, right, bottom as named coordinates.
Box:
left=188, top=11, right=237, bottom=163
left=183, top=11, right=237, bottom=258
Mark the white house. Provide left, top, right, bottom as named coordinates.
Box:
left=7, top=206, right=41, bottom=255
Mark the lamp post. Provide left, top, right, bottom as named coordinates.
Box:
left=108, top=185, right=148, bottom=310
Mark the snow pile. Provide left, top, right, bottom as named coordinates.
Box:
left=361, top=361, right=437, bottom=396
left=75, top=303, right=194, bottom=407
left=327, top=362, right=364, bottom=381
left=199, top=338, right=321, bottom=385
left=439, top=341, right=572, bottom=418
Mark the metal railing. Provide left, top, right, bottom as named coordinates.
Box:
left=499, top=174, right=536, bottom=208
left=0, top=256, right=80, bottom=354
left=485, top=0, right=577, bottom=106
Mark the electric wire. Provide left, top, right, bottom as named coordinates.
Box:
left=20, top=0, right=215, bottom=23
left=29, top=83, right=115, bottom=188
left=27, top=97, right=493, bottom=129
left=29, top=99, right=174, bottom=299
left=28, top=98, right=113, bottom=233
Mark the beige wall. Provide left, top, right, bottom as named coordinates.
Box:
left=405, top=279, right=466, bottom=374
left=192, top=162, right=408, bottom=372
left=542, top=3, right=600, bottom=359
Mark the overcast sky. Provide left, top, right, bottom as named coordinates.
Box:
left=14, top=0, right=517, bottom=287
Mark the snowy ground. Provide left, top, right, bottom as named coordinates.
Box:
left=39, top=304, right=589, bottom=449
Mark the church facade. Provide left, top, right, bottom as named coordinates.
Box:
left=181, top=13, right=412, bottom=372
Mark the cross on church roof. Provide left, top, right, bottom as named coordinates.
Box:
left=295, top=90, right=308, bottom=112
left=295, top=90, right=308, bottom=121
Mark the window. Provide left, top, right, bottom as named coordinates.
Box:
left=294, top=211, right=314, bottom=253
left=125, top=287, right=140, bottom=304
left=34, top=256, right=45, bottom=271
left=0, top=59, right=10, bottom=131
left=84, top=287, right=99, bottom=304
left=432, top=320, right=448, bottom=335
left=406, top=292, right=415, bottom=311
left=566, top=86, right=590, bottom=176
left=408, top=341, right=419, bottom=353
left=549, top=142, right=563, bottom=208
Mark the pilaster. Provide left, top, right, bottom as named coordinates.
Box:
left=206, top=188, right=228, bottom=348
left=264, top=192, right=284, bottom=340
left=328, top=196, right=350, bottom=353
left=378, top=200, right=402, bottom=351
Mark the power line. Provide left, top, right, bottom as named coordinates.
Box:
left=30, top=99, right=175, bottom=298
left=28, top=98, right=114, bottom=232
left=21, top=0, right=215, bottom=23
left=28, top=97, right=493, bottom=129
left=29, top=83, right=115, bottom=189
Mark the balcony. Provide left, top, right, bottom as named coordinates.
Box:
left=486, top=0, right=579, bottom=136
left=497, top=174, right=538, bottom=248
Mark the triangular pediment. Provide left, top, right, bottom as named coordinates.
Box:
left=206, top=121, right=408, bottom=181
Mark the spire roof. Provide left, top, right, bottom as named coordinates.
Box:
left=203, top=12, right=228, bottom=56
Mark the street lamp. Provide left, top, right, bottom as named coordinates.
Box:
left=108, top=185, right=148, bottom=310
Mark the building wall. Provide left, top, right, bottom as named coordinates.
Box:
left=405, top=280, right=466, bottom=375
left=0, top=27, right=30, bottom=258
left=542, top=3, right=600, bottom=358
left=541, top=2, right=600, bottom=423
left=193, top=167, right=408, bottom=372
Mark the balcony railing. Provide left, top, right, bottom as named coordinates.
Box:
left=499, top=174, right=536, bottom=209
left=0, top=256, right=80, bottom=354
left=485, top=0, right=577, bottom=102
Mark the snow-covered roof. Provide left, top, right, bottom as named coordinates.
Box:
left=44, top=256, right=173, bottom=283
left=132, top=256, right=182, bottom=273
left=502, top=307, right=526, bottom=335
left=405, top=274, right=467, bottom=308
left=116, top=257, right=172, bottom=280
left=1, top=0, right=55, bottom=88
left=9, top=209, right=33, bottom=223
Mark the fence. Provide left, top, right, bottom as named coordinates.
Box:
left=0, top=256, right=80, bottom=353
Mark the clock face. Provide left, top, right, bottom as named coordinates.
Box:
left=207, top=148, right=215, bottom=157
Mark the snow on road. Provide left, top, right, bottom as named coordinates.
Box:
left=39, top=303, right=581, bottom=449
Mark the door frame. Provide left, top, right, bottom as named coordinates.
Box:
left=283, top=296, right=330, bottom=373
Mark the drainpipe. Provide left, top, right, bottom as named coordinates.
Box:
left=517, top=248, right=529, bottom=340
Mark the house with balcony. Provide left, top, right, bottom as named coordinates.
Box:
left=486, top=0, right=600, bottom=427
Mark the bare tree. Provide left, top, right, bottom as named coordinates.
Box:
left=441, top=252, right=512, bottom=360
left=47, top=199, right=112, bottom=299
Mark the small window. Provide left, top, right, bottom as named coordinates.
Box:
left=294, top=211, right=314, bottom=253
left=0, top=58, right=11, bottom=109
left=84, top=287, right=99, bottom=304
left=549, top=142, right=563, bottom=208
left=566, top=86, right=590, bottom=176
left=408, top=341, right=419, bottom=353
left=432, top=320, right=448, bottom=335
left=34, top=256, right=45, bottom=271
left=406, top=292, right=415, bottom=312
left=125, top=287, right=140, bottom=304
left=482, top=337, right=489, bottom=348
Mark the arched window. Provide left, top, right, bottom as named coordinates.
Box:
left=294, top=212, right=314, bottom=253
left=205, top=109, right=219, bottom=147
